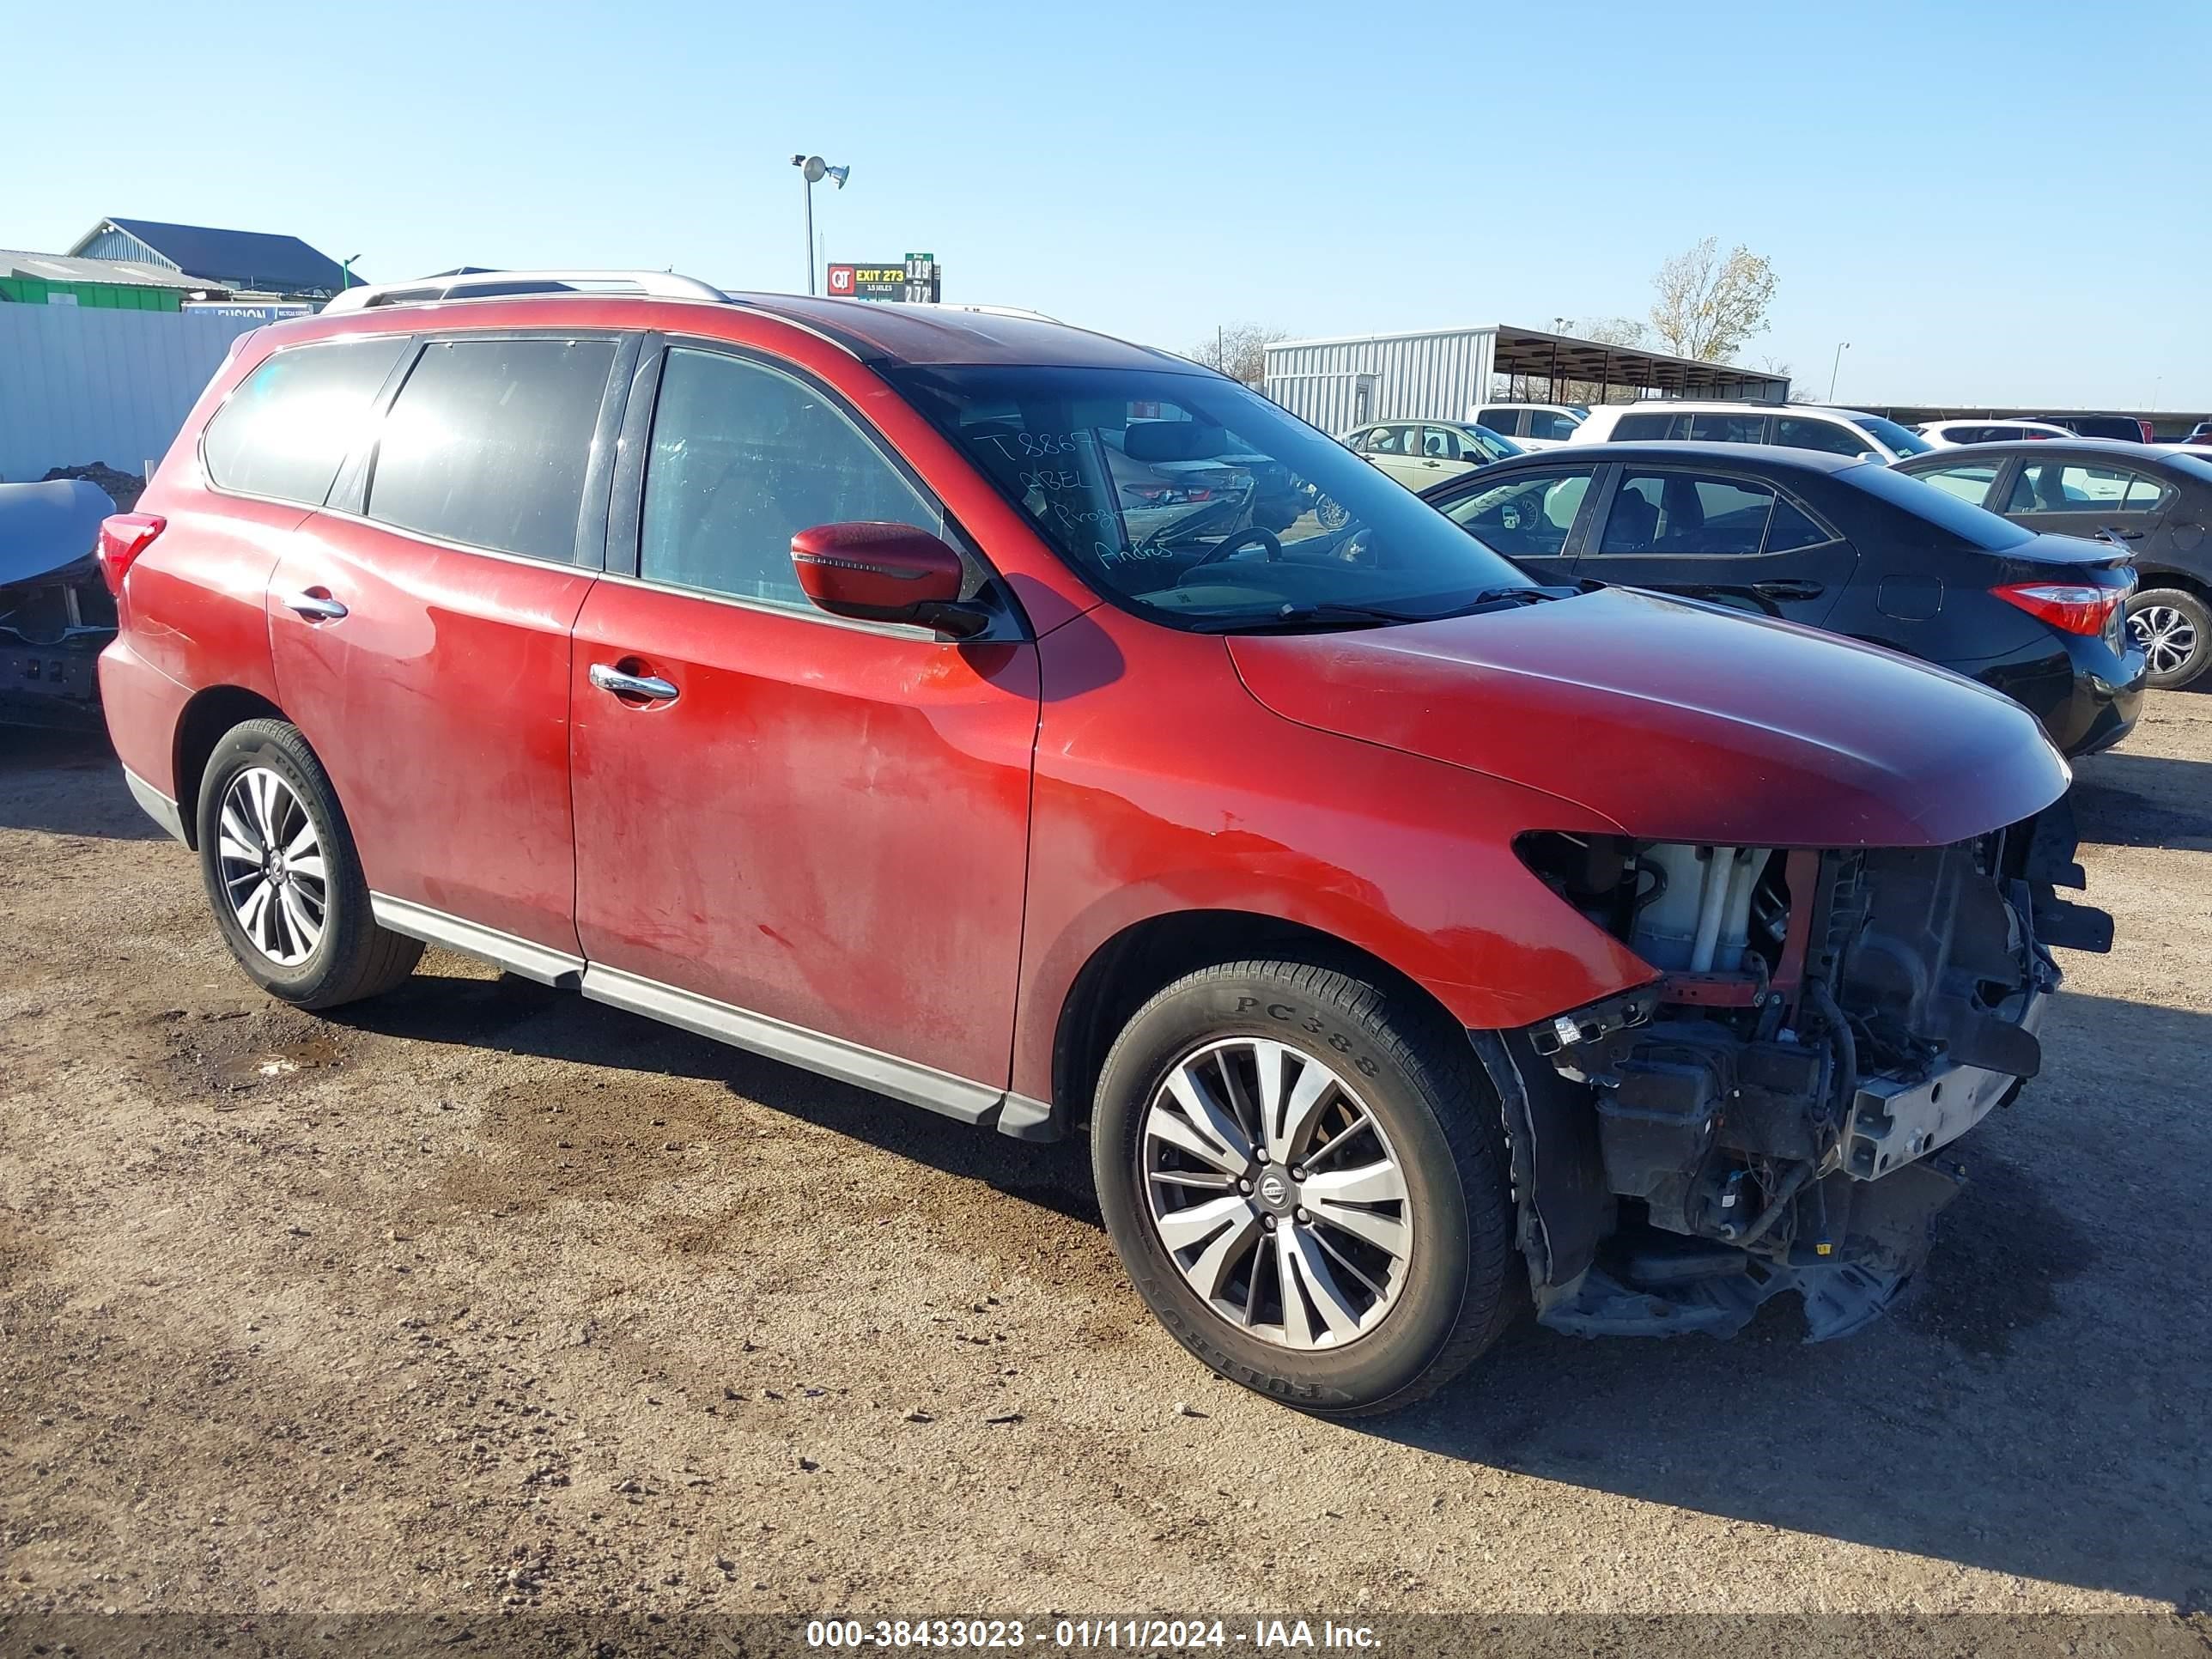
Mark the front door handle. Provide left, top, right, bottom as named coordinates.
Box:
left=1751, top=579, right=1825, bottom=602
left=589, top=661, right=679, bottom=703
left=281, top=591, right=348, bottom=622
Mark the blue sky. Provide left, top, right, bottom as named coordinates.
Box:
left=12, top=0, right=2207, bottom=408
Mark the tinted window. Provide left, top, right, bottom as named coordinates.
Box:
left=1685, top=412, right=1767, bottom=445
left=2006, top=461, right=2159, bottom=514
left=202, top=337, right=409, bottom=506
left=1912, top=460, right=2002, bottom=507
left=1844, top=463, right=2035, bottom=550
left=1475, top=409, right=1521, bottom=437
left=1598, top=472, right=1776, bottom=556
left=1526, top=410, right=1581, bottom=441
left=640, top=347, right=942, bottom=609
left=1766, top=498, right=1832, bottom=552
left=1439, top=468, right=1594, bottom=558
left=1611, top=412, right=1678, bottom=441
left=368, top=337, right=616, bottom=562
left=890, top=362, right=1534, bottom=630
left=1852, top=415, right=1935, bottom=456
left=1773, top=416, right=1871, bottom=458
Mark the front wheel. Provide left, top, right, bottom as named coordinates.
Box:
left=196, top=719, right=423, bottom=1009
left=2127, top=588, right=2211, bottom=690
left=1091, top=958, right=1517, bottom=1416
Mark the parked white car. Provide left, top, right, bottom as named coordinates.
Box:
left=1468, top=402, right=1588, bottom=451
left=1570, top=401, right=1936, bottom=461
left=1916, top=419, right=2077, bottom=447
left=1340, top=419, right=1522, bottom=490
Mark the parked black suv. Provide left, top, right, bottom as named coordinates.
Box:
left=1896, top=441, right=2212, bottom=689
left=1424, top=442, right=2145, bottom=755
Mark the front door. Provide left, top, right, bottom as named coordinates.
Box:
left=1575, top=464, right=1857, bottom=628
left=568, top=341, right=1040, bottom=1103
left=268, top=331, right=628, bottom=962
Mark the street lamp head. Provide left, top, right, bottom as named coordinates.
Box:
left=824, top=165, right=850, bottom=189
left=796, top=155, right=827, bottom=184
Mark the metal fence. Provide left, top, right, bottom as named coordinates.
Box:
left=0, top=304, right=261, bottom=483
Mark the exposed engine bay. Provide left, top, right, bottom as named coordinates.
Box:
left=1502, top=801, right=2112, bottom=1341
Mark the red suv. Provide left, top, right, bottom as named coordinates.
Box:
left=98, top=272, right=2109, bottom=1414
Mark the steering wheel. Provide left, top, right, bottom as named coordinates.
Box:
left=1188, top=526, right=1283, bottom=568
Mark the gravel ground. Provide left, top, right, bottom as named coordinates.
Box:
left=3, top=698, right=2209, bottom=1638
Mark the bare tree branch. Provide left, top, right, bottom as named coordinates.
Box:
left=1189, top=323, right=1291, bottom=389
left=1649, top=238, right=1778, bottom=362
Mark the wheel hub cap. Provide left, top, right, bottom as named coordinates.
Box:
left=2130, top=605, right=2199, bottom=677
left=1139, top=1036, right=1413, bottom=1352
left=216, top=766, right=328, bottom=968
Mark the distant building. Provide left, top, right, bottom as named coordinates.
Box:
left=0, top=250, right=209, bottom=312
left=69, top=217, right=358, bottom=301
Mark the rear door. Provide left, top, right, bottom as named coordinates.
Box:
left=1361, top=423, right=1432, bottom=489
left=267, top=330, right=632, bottom=965
left=1576, top=463, right=1856, bottom=626
left=566, top=337, right=1039, bottom=1103
left=1996, top=455, right=2170, bottom=550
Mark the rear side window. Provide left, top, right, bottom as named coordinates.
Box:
left=367, top=337, right=617, bottom=563
left=201, top=337, right=410, bottom=506
left=1526, top=410, right=1581, bottom=441
left=1611, top=412, right=1678, bottom=441
left=1772, top=416, right=1869, bottom=458
left=1475, top=409, right=1521, bottom=437
left=638, top=346, right=942, bottom=611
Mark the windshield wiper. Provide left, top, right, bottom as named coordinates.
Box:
left=1188, top=600, right=1426, bottom=634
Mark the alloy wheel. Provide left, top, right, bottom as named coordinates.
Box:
left=216, top=766, right=329, bottom=967
left=1139, top=1037, right=1413, bottom=1350
left=2130, top=604, right=2200, bottom=679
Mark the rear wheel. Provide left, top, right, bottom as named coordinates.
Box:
left=196, top=719, right=422, bottom=1008
left=1091, top=958, right=1516, bottom=1416
left=2128, top=588, right=2211, bottom=690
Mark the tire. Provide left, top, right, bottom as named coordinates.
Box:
left=1091, top=957, right=1516, bottom=1417
left=2127, top=588, right=2212, bottom=690
left=194, top=719, right=422, bottom=1009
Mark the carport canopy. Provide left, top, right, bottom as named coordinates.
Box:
left=1492, top=325, right=1787, bottom=400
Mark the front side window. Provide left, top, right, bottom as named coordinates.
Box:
left=2007, top=461, right=2157, bottom=515
left=1526, top=409, right=1582, bottom=442
left=1773, top=416, right=1871, bottom=458
left=1597, top=471, right=1778, bottom=556
left=202, top=337, right=410, bottom=506
left=367, top=337, right=616, bottom=562
left=1438, top=468, right=1594, bottom=558
left=1912, top=460, right=2002, bottom=507
left=640, top=347, right=942, bottom=609
left=890, top=364, right=1535, bottom=630
left=1685, top=411, right=1767, bottom=445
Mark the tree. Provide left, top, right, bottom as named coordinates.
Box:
left=1648, top=238, right=1778, bottom=362
left=1191, top=323, right=1291, bottom=389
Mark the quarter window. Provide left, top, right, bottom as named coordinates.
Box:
left=639, top=347, right=943, bottom=609
left=1598, top=472, right=1778, bottom=556
left=202, top=337, right=410, bottom=506
left=1439, top=468, right=1593, bottom=557
left=367, top=337, right=617, bottom=563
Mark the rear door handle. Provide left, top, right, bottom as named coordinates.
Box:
left=281, top=591, right=348, bottom=622
left=1751, top=579, right=1824, bottom=601
left=589, top=662, right=680, bottom=703
left=2100, top=526, right=2144, bottom=541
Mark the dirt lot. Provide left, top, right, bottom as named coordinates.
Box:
left=3, top=698, right=2209, bottom=1639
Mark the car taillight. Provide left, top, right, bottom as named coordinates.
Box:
left=1992, top=580, right=2124, bottom=636
left=2137, top=421, right=2156, bottom=444
left=95, top=514, right=166, bottom=594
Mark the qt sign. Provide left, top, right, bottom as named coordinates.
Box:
left=827, top=253, right=940, bottom=303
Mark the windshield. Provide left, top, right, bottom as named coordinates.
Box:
left=1849, top=461, right=2035, bottom=550
left=1854, top=415, right=1934, bottom=456
left=1468, top=424, right=1525, bottom=461
left=889, top=364, right=1535, bottom=629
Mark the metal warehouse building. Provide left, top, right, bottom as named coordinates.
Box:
left=1262, top=324, right=1787, bottom=434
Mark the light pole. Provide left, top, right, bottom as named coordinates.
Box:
left=1828, top=340, right=1850, bottom=402
left=789, top=154, right=850, bottom=296
left=340, top=254, right=361, bottom=291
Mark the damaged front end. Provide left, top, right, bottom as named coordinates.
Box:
left=1497, top=801, right=2109, bottom=1342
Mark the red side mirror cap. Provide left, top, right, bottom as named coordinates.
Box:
left=789, top=522, right=980, bottom=635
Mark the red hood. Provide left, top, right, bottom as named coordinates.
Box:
left=1229, top=586, right=2069, bottom=848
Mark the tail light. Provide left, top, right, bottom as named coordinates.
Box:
left=1992, top=580, right=2124, bottom=636
left=2136, top=421, right=2156, bottom=445
left=95, top=514, right=166, bottom=594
